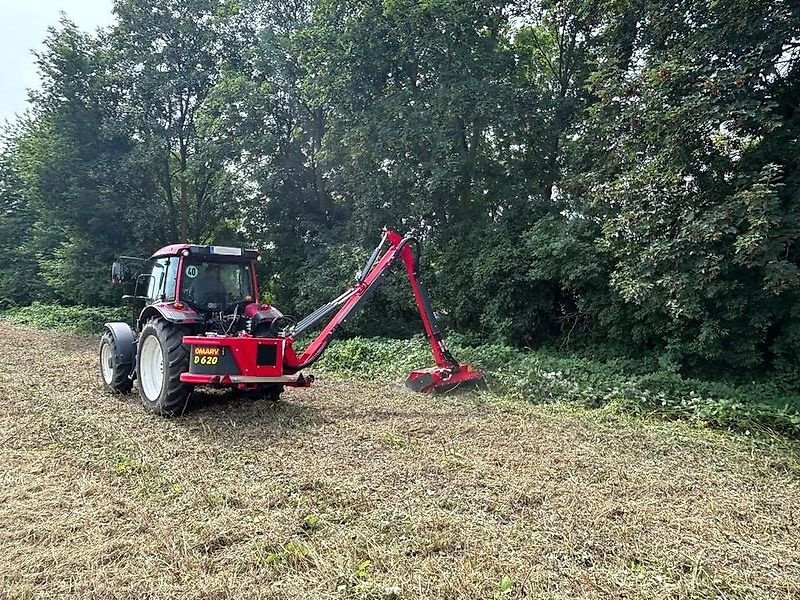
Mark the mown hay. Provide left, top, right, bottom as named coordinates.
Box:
left=1, top=323, right=798, bottom=599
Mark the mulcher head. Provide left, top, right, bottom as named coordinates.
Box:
left=405, top=363, right=485, bottom=394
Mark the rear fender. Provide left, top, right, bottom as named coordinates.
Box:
left=138, top=304, right=203, bottom=329
left=104, top=322, right=136, bottom=366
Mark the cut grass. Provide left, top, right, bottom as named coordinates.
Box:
left=5, top=305, right=799, bottom=436
left=0, top=322, right=799, bottom=599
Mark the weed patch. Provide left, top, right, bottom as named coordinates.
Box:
left=315, top=336, right=800, bottom=436
left=2, top=302, right=128, bottom=333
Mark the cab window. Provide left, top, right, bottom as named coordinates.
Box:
left=147, top=258, right=169, bottom=301
left=181, top=260, right=254, bottom=309
left=164, top=258, right=178, bottom=301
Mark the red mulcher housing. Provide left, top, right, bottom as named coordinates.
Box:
left=99, top=229, right=483, bottom=416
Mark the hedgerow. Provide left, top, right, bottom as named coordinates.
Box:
left=5, top=304, right=798, bottom=436
left=314, top=336, right=800, bottom=437
left=2, top=302, right=129, bottom=334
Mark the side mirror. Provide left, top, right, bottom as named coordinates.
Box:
left=111, top=260, right=127, bottom=285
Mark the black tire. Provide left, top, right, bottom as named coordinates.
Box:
left=136, top=318, right=192, bottom=416
left=265, top=384, right=283, bottom=402
left=99, top=331, right=133, bottom=394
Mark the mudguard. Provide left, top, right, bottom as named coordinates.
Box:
left=104, top=322, right=136, bottom=366
left=139, top=304, right=203, bottom=328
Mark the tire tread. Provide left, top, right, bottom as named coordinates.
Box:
left=138, top=318, right=191, bottom=416
left=100, top=331, right=134, bottom=394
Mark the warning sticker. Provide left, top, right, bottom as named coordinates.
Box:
left=186, top=265, right=198, bottom=278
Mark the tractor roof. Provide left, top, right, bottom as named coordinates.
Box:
left=151, top=244, right=259, bottom=260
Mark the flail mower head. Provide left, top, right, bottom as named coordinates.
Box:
left=405, top=363, right=485, bottom=393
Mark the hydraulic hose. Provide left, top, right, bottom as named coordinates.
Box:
left=357, top=232, right=387, bottom=282
left=290, top=234, right=389, bottom=338
left=288, top=237, right=413, bottom=371
left=291, top=288, right=358, bottom=338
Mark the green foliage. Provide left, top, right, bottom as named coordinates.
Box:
left=315, top=336, right=800, bottom=437
left=301, top=513, right=321, bottom=532
left=249, top=539, right=312, bottom=568
left=0, top=153, right=43, bottom=306
left=565, top=0, right=800, bottom=370
left=2, top=302, right=128, bottom=333
left=1, top=0, right=799, bottom=386
left=496, top=575, right=514, bottom=597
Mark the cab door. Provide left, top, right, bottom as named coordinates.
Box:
left=146, top=258, right=167, bottom=303
left=146, top=258, right=180, bottom=304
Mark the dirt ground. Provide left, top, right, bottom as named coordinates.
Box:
left=1, top=322, right=798, bottom=599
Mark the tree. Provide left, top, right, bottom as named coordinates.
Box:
left=0, top=146, right=41, bottom=306
left=11, top=18, right=134, bottom=305
left=112, top=0, right=246, bottom=245
left=568, top=0, right=800, bottom=369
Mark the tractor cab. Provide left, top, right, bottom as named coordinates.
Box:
left=148, top=244, right=259, bottom=312
left=112, top=244, right=281, bottom=336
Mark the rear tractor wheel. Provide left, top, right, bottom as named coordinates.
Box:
left=137, top=318, right=192, bottom=416
left=99, top=331, right=133, bottom=394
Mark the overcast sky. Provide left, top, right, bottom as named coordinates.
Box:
left=0, top=0, right=115, bottom=124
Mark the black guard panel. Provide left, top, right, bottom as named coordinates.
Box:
left=405, top=372, right=434, bottom=392
left=256, top=343, right=278, bottom=366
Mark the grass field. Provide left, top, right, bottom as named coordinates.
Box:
left=1, top=322, right=799, bottom=599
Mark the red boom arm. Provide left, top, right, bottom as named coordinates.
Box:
left=282, top=230, right=483, bottom=392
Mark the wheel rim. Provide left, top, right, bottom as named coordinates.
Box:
left=140, top=335, right=165, bottom=402
left=100, top=340, right=113, bottom=385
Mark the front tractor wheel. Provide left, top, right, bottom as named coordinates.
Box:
left=99, top=331, right=133, bottom=394
left=137, top=318, right=192, bottom=416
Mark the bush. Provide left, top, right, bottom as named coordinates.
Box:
left=6, top=304, right=798, bottom=436
left=2, top=302, right=129, bottom=334
left=315, top=335, right=800, bottom=437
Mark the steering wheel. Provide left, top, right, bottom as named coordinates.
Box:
left=225, top=295, right=247, bottom=310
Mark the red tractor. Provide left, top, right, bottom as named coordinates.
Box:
left=100, top=229, right=483, bottom=416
